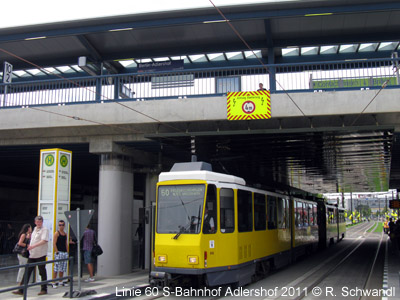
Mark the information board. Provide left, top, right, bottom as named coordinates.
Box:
left=38, top=148, right=72, bottom=278
left=227, top=90, right=271, bottom=121
left=389, top=200, right=400, bottom=209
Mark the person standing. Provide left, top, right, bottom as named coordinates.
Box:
left=5, top=223, right=16, bottom=254
left=12, top=216, right=49, bottom=296
left=52, top=220, right=69, bottom=288
left=257, top=83, right=267, bottom=91
left=82, top=225, right=96, bottom=282
left=203, top=207, right=215, bottom=233
left=15, top=224, right=32, bottom=284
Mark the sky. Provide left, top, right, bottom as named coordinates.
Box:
left=0, top=0, right=292, bottom=29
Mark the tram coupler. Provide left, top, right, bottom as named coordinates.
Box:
left=149, top=271, right=171, bottom=287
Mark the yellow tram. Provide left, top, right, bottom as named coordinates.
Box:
left=150, top=162, right=343, bottom=287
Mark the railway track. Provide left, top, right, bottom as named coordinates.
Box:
left=109, top=222, right=386, bottom=300
left=274, top=222, right=386, bottom=300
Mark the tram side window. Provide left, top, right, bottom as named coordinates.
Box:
left=203, top=184, right=217, bottom=234
left=267, top=196, right=277, bottom=229
left=254, top=193, right=266, bottom=231
left=220, top=188, right=235, bottom=233
left=285, top=199, right=290, bottom=228
left=238, top=190, right=253, bottom=232
left=303, top=203, right=308, bottom=226
left=313, top=204, right=317, bottom=225
left=277, top=198, right=286, bottom=229
left=327, top=208, right=334, bottom=224
left=339, top=211, right=345, bottom=223
left=295, top=201, right=303, bottom=227
left=308, top=204, right=313, bottom=226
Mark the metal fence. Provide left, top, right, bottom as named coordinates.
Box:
left=0, top=256, right=74, bottom=300
left=0, top=58, right=399, bottom=108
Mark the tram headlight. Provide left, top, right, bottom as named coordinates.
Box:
left=188, top=256, right=199, bottom=264
left=157, top=255, right=167, bottom=263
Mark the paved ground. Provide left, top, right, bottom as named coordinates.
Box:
left=0, top=254, right=149, bottom=300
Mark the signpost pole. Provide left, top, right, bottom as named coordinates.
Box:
left=63, top=208, right=94, bottom=297
left=2, top=61, right=12, bottom=107
left=77, top=208, right=81, bottom=292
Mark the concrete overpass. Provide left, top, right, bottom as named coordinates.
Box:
left=0, top=87, right=397, bottom=192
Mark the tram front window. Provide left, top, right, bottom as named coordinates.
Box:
left=157, top=185, right=205, bottom=234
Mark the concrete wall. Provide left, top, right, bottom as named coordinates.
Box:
left=1, top=90, right=399, bottom=134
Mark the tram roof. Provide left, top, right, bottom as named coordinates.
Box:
left=159, top=170, right=246, bottom=186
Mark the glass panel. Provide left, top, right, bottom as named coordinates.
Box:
left=277, top=197, right=286, bottom=229
left=220, top=188, right=234, bottom=233
left=203, top=184, right=217, bottom=234
left=295, top=201, right=303, bottom=227
left=238, top=190, right=253, bottom=232
left=216, top=76, right=241, bottom=93
left=254, top=193, right=266, bottom=231
left=157, top=184, right=205, bottom=234
left=267, top=196, right=277, bottom=229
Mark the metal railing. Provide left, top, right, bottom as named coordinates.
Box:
left=0, top=257, right=74, bottom=300
left=0, top=58, right=399, bottom=109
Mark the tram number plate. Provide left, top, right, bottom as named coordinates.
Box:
left=209, top=240, right=215, bottom=248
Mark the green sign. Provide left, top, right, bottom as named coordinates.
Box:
left=312, top=77, right=397, bottom=89
left=45, top=154, right=55, bottom=166
left=60, top=155, right=68, bottom=168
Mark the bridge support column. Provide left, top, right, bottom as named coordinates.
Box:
left=144, top=173, right=158, bottom=269
left=97, top=154, right=133, bottom=276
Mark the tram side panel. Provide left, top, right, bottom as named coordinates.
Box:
left=338, top=208, right=346, bottom=240
left=293, top=199, right=319, bottom=257
left=209, top=188, right=292, bottom=287
left=317, top=203, right=346, bottom=248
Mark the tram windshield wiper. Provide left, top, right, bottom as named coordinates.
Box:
left=172, top=225, right=186, bottom=240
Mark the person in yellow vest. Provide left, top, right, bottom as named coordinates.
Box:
left=384, top=219, right=389, bottom=234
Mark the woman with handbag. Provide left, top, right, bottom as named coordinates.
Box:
left=15, top=224, right=32, bottom=283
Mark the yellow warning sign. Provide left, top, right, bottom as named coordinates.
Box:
left=227, top=90, right=271, bottom=121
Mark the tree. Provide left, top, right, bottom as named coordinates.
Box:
left=356, top=204, right=371, bottom=218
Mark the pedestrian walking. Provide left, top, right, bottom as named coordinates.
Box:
left=12, top=216, right=49, bottom=296
left=82, top=225, right=96, bottom=282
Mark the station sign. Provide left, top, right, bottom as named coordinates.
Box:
left=38, top=148, right=72, bottom=277
left=227, top=90, right=271, bottom=121
left=3, top=61, right=13, bottom=83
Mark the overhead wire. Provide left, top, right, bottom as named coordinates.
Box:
left=208, top=0, right=397, bottom=130
left=208, top=0, right=309, bottom=119
left=350, top=63, right=400, bottom=126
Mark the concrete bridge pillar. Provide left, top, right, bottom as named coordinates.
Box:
left=144, top=173, right=158, bottom=269
left=97, top=154, right=133, bottom=276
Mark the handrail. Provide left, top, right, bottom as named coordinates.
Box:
left=0, top=58, right=399, bottom=108
left=1, top=57, right=398, bottom=86
left=0, top=256, right=74, bottom=299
